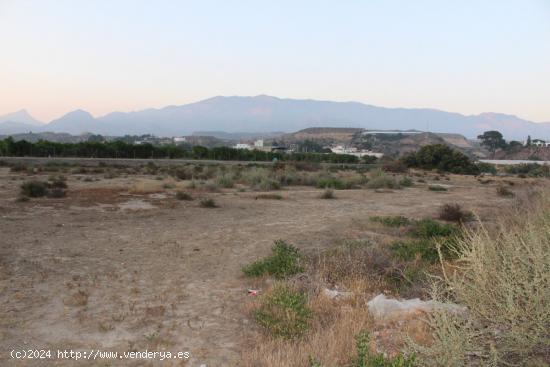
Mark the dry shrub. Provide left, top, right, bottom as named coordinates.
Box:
left=438, top=203, right=473, bottom=223
left=128, top=180, right=165, bottom=194
left=242, top=288, right=371, bottom=367
left=413, top=191, right=550, bottom=366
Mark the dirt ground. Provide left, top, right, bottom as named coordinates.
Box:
left=0, top=167, right=540, bottom=366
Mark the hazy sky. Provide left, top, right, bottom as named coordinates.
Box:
left=1, top=0, right=549, bottom=122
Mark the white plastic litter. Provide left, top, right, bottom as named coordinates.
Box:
left=367, top=293, right=466, bottom=320
left=322, top=288, right=354, bottom=300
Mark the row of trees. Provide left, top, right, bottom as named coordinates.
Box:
left=0, top=137, right=359, bottom=164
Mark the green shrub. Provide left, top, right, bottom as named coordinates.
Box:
left=243, top=240, right=303, bottom=279
left=370, top=216, right=411, bottom=227
left=504, top=163, right=550, bottom=177
left=366, top=171, right=400, bottom=189
left=391, top=219, right=461, bottom=262
left=476, top=162, right=497, bottom=175
left=254, top=284, right=311, bottom=339
left=352, top=330, right=416, bottom=367
left=391, top=238, right=457, bottom=263
left=401, top=144, right=479, bottom=175
left=199, top=198, right=217, bottom=208
left=216, top=174, right=235, bottom=188
left=428, top=185, right=447, bottom=192
left=410, top=219, right=460, bottom=238
left=175, top=191, right=193, bottom=200
left=316, top=177, right=348, bottom=190
left=399, top=177, right=414, bottom=187
left=20, top=181, right=49, bottom=197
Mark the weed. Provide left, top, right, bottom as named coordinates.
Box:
left=243, top=240, right=303, bottom=279
left=254, top=284, right=311, bottom=339
left=370, top=216, right=411, bottom=227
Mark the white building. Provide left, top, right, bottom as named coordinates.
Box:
left=330, top=145, right=383, bottom=158
left=254, top=139, right=264, bottom=148
left=234, top=143, right=252, bottom=150
left=173, top=137, right=187, bottom=143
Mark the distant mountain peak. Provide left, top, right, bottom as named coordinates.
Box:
left=2, top=96, right=549, bottom=139
left=0, top=109, right=43, bottom=125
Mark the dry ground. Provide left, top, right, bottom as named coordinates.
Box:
left=0, top=166, right=539, bottom=366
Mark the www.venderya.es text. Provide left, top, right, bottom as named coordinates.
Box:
left=10, top=349, right=190, bottom=361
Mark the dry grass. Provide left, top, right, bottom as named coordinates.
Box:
left=413, top=190, right=550, bottom=366
left=128, top=180, right=166, bottom=194
left=242, top=286, right=372, bottom=367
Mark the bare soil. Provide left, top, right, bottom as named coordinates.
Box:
left=0, top=167, right=539, bottom=366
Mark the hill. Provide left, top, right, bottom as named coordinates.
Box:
left=1, top=96, right=549, bottom=139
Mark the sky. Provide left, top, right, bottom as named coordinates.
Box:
left=1, top=0, right=549, bottom=123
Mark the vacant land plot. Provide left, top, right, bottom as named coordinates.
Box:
left=0, top=164, right=543, bottom=366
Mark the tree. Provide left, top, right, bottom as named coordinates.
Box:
left=477, top=130, right=506, bottom=157
left=400, top=144, right=479, bottom=175
left=526, top=135, right=532, bottom=147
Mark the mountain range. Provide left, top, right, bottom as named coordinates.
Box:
left=1, top=95, right=549, bottom=140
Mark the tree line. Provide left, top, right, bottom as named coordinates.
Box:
left=0, top=137, right=359, bottom=164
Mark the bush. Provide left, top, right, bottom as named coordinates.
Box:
left=399, top=177, right=414, bottom=187
left=352, top=330, right=416, bottom=367
left=476, top=162, right=497, bottom=175
left=438, top=203, right=473, bottom=223
left=255, top=178, right=281, bottom=191
left=320, top=189, right=335, bottom=199
left=410, top=218, right=460, bottom=238
left=370, top=216, right=411, bottom=227
left=199, top=198, right=217, bottom=208
left=10, top=163, right=29, bottom=172
left=243, top=240, right=303, bottom=279
left=391, top=219, right=461, bottom=262
left=20, top=181, right=49, bottom=197
left=414, top=193, right=550, bottom=365
left=366, top=169, right=400, bottom=189
left=496, top=186, right=514, bottom=197
left=253, top=284, right=311, bottom=339
left=316, top=177, right=350, bottom=190
left=216, top=174, right=235, bottom=188
left=428, top=185, right=447, bottom=192
left=255, top=193, right=283, bottom=200
left=175, top=191, right=193, bottom=200
left=391, top=238, right=457, bottom=263
left=504, top=163, right=550, bottom=177
left=401, top=144, right=479, bottom=175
